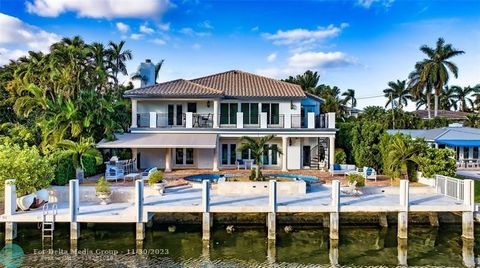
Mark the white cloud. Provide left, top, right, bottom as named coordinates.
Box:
left=130, top=33, right=144, bottom=40
left=288, top=51, right=354, bottom=69
left=192, top=43, right=201, bottom=50
left=263, top=24, right=348, bottom=46
left=0, top=13, right=60, bottom=65
left=179, top=27, right=210, bottom=37
left=251, top=26, right=259, bottom=32
left=116, top=22, right=129, bottom=33
left=26, top=0, right=173, bottom=18
left=152, top=38, right=166, bottom=45
left=198, top=20, right=213, bottom=29
left=140, top=24, right=154, bottom=34
left=158, top=22, right=170, bottom=31
left=357, top=0, right=395, bottom=9
left=267, top=53, right=277, bottom=62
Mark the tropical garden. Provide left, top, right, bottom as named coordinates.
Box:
left=0, top=36, right=133, bottom=194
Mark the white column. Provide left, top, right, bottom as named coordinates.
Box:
left=213, top=100, right=219, bottom=128
left=329, top=136, right=335, bottom=166
left=165, top=148, right=172, bottom=172
left=260, top=112, right=268, bottom=128
left=307, top=112, right=315, bottom=128
left=282, top=137, right=288, bottom=172
left=398, top=180, right=409, bottom=239
left=202, top=180, right=211, bottom=240
left=135, top=179, right=145, bottom=241
left=284, top=113, right=292, bottom=128
left=213, top=135, right=219, bottom=171
left=462, top=179, right=474, bottom=239
left=330, top=180, right=340, bottom=240
left=69, top=179, right=80, bottom=240
left=327, top=112, right=336, bottom=129
left=149, top=112, right=156, bottom=128
left=131, top=99, right=138, bottom=128
left=5, top=180, right=17, bottom=241
left=186, top=112, right=193, bottom=128
left=268, top=180, right=277, bottom=240
left=236, top=112, right=243, bottom=128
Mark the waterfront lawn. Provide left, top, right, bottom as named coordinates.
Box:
left=475, top=181, right=480, bottom=203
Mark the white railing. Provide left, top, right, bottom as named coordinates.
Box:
left=435, top=175, right=464, bottom=200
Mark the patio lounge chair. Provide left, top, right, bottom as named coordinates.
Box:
left=363, top=167, right=377, bottom=182
left=236, top=159, right=246, bottom=170
left=330, top=164, right=357, bottom=176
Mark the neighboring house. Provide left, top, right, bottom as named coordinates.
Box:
left=345, top=107, right=362, bottom=118
left=97, top=70, right=337, bottom=172
left=413, top=110, right=470, bottom=121
left=387, top=125, right=480, bottom=161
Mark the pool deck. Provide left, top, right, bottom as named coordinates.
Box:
left=0, top=184, right=469, bottom=223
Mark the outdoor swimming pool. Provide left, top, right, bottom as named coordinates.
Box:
left=184, top=173, right=320, bottom=183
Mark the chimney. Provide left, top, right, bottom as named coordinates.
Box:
left=131, top=59, right=156, bottom=88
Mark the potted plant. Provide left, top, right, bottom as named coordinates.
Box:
left=95, top=176, right=111, bottom=205
left=148, top=170, right=165, bottom=195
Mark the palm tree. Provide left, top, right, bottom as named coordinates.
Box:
left=465, top=113, right=479, bottom=128
left=409, top=62, right=434, bottom=118
left=473, top=84, right=480, bottom=112
left=383, top=80, right=412, bottom=109
left=417, top=38, right=465, bottom=117
left=342, top=89, right=357, bottom=109
left=439, top=85, right=458, bottom=111
left=154, top=59, right=165, bottom=84
left=108, top=40, right=133, bottom=88
left=283, top=70, right=320, bottom=93
left=385, top=135, right=420, bottom=181
left=237, top=135, right=282, bottom=180
left=58, top=137, right=103, bottom=181
left=451, top=85, right=475, bottom=112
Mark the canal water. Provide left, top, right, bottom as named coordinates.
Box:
left=0, top=223, right=478, bottom=267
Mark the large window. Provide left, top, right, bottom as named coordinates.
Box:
left=241, top=103, right=259, bottom=125
left=261, top=144, right=279, bottom=165
left=220, top=103, right=238, bottom=125
left=175, top=148, right=194, bottom=165
left=261, top=103, right=280, bottom=124
left=221, top=144, right=237, bottom=165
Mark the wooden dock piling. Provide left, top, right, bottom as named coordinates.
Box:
left=69, top=179, right=80, bottom=240
left=462, top=179, right=474, bottom=240
left=4, top=179, right=17, bottom=241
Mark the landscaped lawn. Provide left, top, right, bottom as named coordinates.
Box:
left=475, top=181, right=480, bottom=203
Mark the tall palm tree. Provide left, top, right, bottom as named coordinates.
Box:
left=409, top=62, right=434, bottom=118
left=417, top=38, right=465, bottom=117
left=342, top=89, right=357, bottom=109
left=154, top=59, right=165, bottom=84
left=383, top=80, right=412, bottom=109
left=108, top=40, right=133, bottom=88
left=237, top=135, right=282, bottom=181
left=465, top=113, right=479, bottom=128
left=385, top=135, right=420, bottom=181
left=283, top=70, right=320, bottom=93
left=451, top=85, right=475, bottom=112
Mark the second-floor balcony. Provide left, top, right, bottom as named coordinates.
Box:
left=135, top=112, right=334, bottom=129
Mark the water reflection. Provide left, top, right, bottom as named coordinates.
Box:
left=0, top=223, right=476, bottom=267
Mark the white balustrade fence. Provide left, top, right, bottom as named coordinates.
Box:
left=435, top=175, right=464, bottom=200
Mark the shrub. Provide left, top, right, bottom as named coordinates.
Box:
left=347, top=173, right=365, bottom=187
left=417, top=148, right=456, bottom=178
left=96, top=176, right=111, bottom=194
left=0, top=141, right=54, bottom=196
left=82, top=154, right=98, bottom=177
left=49, top=151, right=75, bottom=186
left=335, top=148, right=347, bottom=164
left=148, top=170, right=164, bottom=186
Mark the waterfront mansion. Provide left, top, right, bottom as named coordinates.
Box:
left=98, top=68, right=337, bottom=172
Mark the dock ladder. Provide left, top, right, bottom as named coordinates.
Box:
left=41, top=203, right=57, bottom=241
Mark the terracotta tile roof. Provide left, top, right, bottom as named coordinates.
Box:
left=413, top=110, right=470, bottom=120
left=124, top=70, right=305, bottom=99
left=124, top=79, right=223, bottom=98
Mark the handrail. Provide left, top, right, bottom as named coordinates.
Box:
left=435, top=175, right=464, bottom=200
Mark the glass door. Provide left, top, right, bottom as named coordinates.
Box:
left=221, top=144, right=237, bottom=165
left=303, top=146, right=311, bottom=167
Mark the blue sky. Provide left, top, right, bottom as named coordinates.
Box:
left=1, top=0, right=479, bottom=108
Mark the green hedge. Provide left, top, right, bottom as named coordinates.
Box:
left=49, top=152, right=75, bottom=186
left=82, top=154, right=98, bottom=177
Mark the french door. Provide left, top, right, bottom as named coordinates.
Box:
left=220, top=103, right=238, bottom=125
left=175, top=148, right=194, bottom=165
left=221, top=144, right=237, bottom=165
left=262, top=144, right=278, bottom=165
left=261, top=103, right=280, bottom=125
left=168, top=104, right=183, bottom=126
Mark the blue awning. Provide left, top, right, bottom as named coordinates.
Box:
left=436, top=140, right=480, bottom=147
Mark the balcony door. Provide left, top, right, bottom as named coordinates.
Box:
left=241, top=103, right=259, bottom=125
left=220, top=103, right=238, bottom=125
left=261, top=103, right=279, bottom=125
left=175, top=148, right=194, bottom=165
left=168, top=104, right=183, bottom=126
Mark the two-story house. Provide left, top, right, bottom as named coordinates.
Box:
left=98, top=68, right=337, bottom=172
